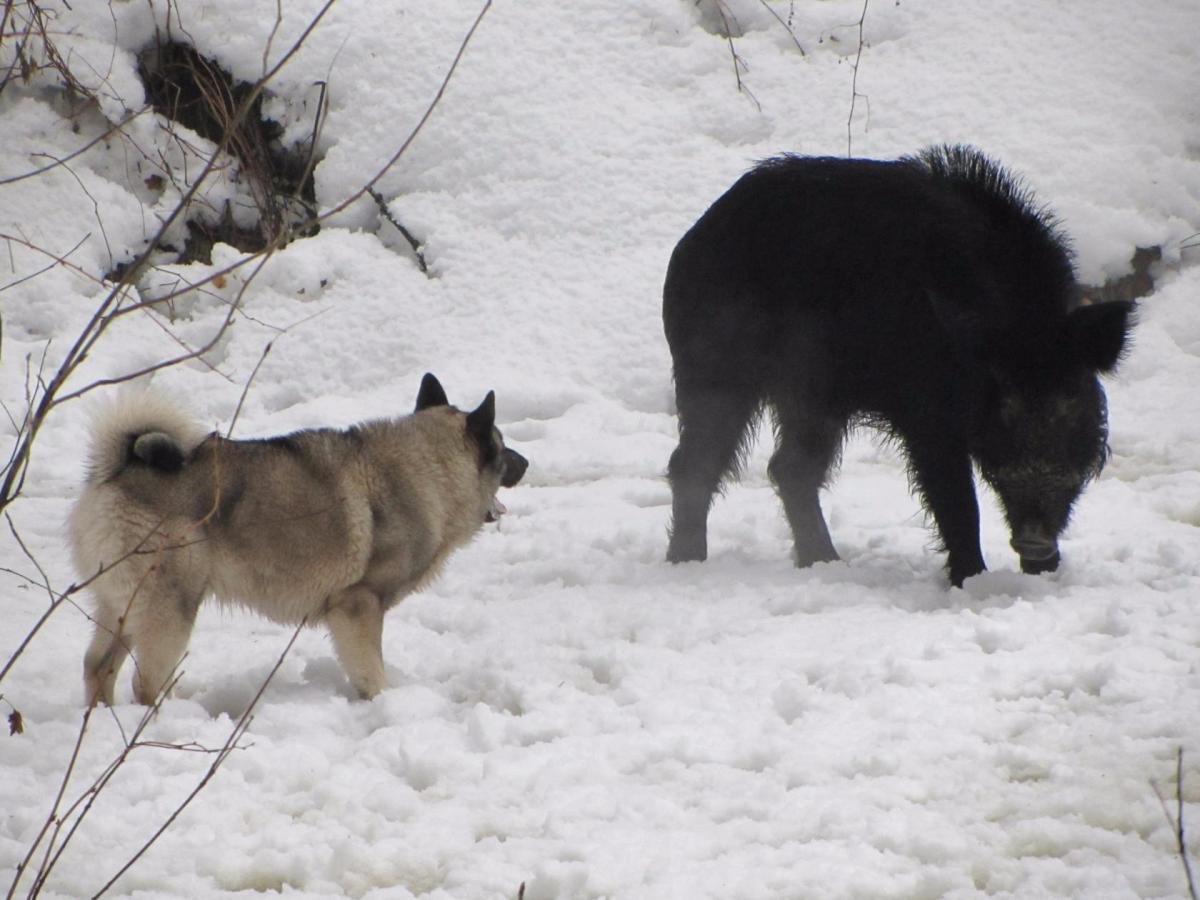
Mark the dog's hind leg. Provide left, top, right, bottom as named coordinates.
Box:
left=326, top=585, right=386, bottom=699
left=128, top=588, right=201, bottom=705
left=83, top=598, right=132, bottom=706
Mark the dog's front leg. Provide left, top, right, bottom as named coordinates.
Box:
left=325, top=585, right=387, bottom=699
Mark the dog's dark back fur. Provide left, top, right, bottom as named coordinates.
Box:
left=663, top=145, right=1134, bottom=585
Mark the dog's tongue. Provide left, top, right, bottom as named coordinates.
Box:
left=486, top=498, right=507, bottom=522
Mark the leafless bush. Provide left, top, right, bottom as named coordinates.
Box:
left=695, top=0, right=872, bottom=149
left=133, top=37, right=324, bottom=262
left=694, top=0, right=810, bottom=111
left=1, top=0, right=494, bottom=894
left=0, top=0, right=90, bottom=99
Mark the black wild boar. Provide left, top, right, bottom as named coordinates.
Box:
left=663, top=145, right=1134, bottom=587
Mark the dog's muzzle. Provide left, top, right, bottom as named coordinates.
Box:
left=486, top=448, right=528, bottom=523
left=500, top=447, right=528, bottom=488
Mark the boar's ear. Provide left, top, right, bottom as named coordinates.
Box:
left=1065, top=300, right=1136, bottom=373
left=415, top=373, right=449, bottom=411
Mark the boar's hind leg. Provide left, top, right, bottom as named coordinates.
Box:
left=667, top=382, right=759, bottom=563
left=901, top=430, right=986, bottom=587
left=768, top=402, right=841, bottom=568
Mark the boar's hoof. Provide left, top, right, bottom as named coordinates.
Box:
left=949, top=561, right=986, bottom=589
left=792, top=547, right=840, bottom=569
left=667, top=532, right=707, bottom=563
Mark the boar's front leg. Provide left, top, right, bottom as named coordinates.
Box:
left=900, top=427, right=986, bottom=587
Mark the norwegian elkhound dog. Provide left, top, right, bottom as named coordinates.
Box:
left=69, top=374, right=528, bottom=705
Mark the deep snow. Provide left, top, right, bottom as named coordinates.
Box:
left=1, top=0, right=1199, bottom=897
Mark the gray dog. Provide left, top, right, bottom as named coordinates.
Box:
left=69, top=374, right=527, bottom=705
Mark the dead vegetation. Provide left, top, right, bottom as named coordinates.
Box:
left=134, top=39, right=322, bottom=265
left=1, top=1, right=494, bottom=894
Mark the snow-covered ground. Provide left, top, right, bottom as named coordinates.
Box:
left=2, top=0, right=1199, bottom=897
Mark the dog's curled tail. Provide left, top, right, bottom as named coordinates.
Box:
left=83, top=389, right=209, bottom=484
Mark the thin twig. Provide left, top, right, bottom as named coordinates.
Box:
left=292, top=78, right=327, bottom=222
left=1175, top=749, right=1198, bottom=900
left=331, top=0, right=493, bottom=213
left=0, top=516, right=63, bottom=686
left=262, top=0, right=284, bottom=80
left=1, top=0, right=494, bottom=708
left=27, top=153, right=117, bottom=269
left=10, top=706, right=97, bottom=900
left=1, top=0, right=490, bottom=497
left=0, top=108, right=152, bottom=187
left=0, top=3, right=496, bottom=893
left=757, top=0, right=806, bottom=56
left=0, top=0, right=339, bottom=517
left=0, top=510, right=199, bottom=691
left=1, top=0, right=492, bottom=405
left=92, top=619, right=307, bottom=898
left=368, top=188, right=428, bottom=274
left=846, top=0, right=869, bottom=157
left=1152, top=748, right=1198, bottom=900
left=21, top=669, right=186, bottom=899
left=140, top=308, right=235, bottom=381
left=0, top=232, right=91, bottom=294
left=226, top=341, right=272, bottom=438
left=707, top=0, right=760, bottom=112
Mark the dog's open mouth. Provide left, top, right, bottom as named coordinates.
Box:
left=485, top=498, right=507, bottom=523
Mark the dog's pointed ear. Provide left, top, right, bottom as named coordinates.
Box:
left=415, top=373, right=449, bottom=411
left=466, top=391, right=496, bottom=443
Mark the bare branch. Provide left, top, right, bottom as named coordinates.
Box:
left=324, top=0, right=494, bottom=217
left=368, top=187, right=428, bottom=274
left=19, top=668, right=186, bottom=899
left=0, top=516, right=65, bottom=688
left=27, top=153, right=116, bottom=268
left=0, top=0, right=339, bottom=515
left=0, top=3, right=503, bottom=894
left=845, top=0, right=870, bottom=157
left=0, top=232, right=92, bottom=295
left=226, top=340, right=272, bottom=438
left=262, top=0, right=284, bottom=80
left=757, top=0, right=806, bottom=56
left=1180, top=749, right=1199, bottom=900
left=11, top=705, right=98, bottom=900
left=2, top=0, right=494, bottom=720
left=293, top=78, right=328, bottom=217
left=0, top=107, right=152, bottom=187
left=92, top=619, right=307, bottom=898
left=1152, top=748, right=1198, bottom=900
left=705, top=0, right=761, bottom=112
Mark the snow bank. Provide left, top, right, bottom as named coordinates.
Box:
left=1, top=0, right=1198, bottom=897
